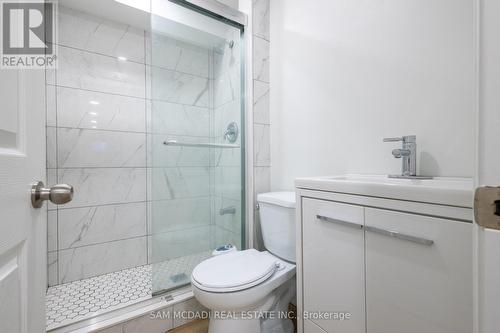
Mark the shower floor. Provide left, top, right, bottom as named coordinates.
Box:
left=46, top=251, right=211, bottom=331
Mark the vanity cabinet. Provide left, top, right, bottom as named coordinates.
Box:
left=297, top=192, right=472, bottom=333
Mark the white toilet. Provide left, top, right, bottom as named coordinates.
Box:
left=191, top=192, right=297, bottom=333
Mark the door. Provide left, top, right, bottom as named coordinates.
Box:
left=301, top=198, right=365, bottom=333
left=0, top=68, right=46, bottom=332
left=365, top=208, right=472, bottom=333
left=476, top=1, right=500, bottom=332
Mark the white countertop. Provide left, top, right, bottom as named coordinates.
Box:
left=295, top=174, right=474, bottom=208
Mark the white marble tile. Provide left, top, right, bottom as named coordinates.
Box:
left=214, top=225, right=242, bottom=250
left=151, top=67, right=209, bottom=107
left=253, top=36, right=270, bottom=83
left=150, top=134, right=211, bottom=167
left=214, top=196, right=242, bottom=235
left=97, top=306, right=173, bottom=333
left=46, top=84, right=56, bottom=127
left=58, top=6, right=145, bottom=63
left=213, top=39, right=241, bottom=79
left=57, top=128, right=146, bottom=168
left=58, top=202, right=147, bottom=249
left=253, top=124, right=271, bottom=166
left=149, top=226, right=212, bottom=263
left=56, top=87, right=146, bottom=132
left=48, top=210, right=57, bottom=252
left=254, top=166, right=271, bottom=200
left=253, top=80, right=270, bottom=124
left=150, top=100, right=209, bottom=136
left=51, top=46, right=146, bottom=98
left=149, top=167, right=210, bottom=201
left=46, top=127, right=57, bottom=169
left=253, top=0, right=270, bottom=41
left=214, top=67, right=240, bottom=108
left=48, top=252, right=58, bottom=287
left=149, top=34, right=210, bottom=77
left=214, top=166, right=243, bottom=200
left=58, top=237, right=147, bottom=284
left=57, top=168, right=147, bottom=208
left=149, top=197, right=211, bottom=235
left=172, top=298, right=207, bottom=328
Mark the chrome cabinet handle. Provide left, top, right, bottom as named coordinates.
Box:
left=365, top=225, right=434, bottom=246
left=316, top=215, right=364, bottom=229
left=31, top=181, right=74, bottom=208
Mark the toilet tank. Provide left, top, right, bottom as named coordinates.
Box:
left=257, top=192, right=296, bottom=263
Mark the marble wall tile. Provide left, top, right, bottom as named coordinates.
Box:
left=254, top=166, right=271, bottom=201
left=57, top=128, right=146, bottom=168
left=47, top=127, right=57, bottom=169
left=214, top=225, right=242, bottom=250
left=149, top=167, right=210, bottom=201
left=58, top=237, right=147, bottom=284
left=213, top=40, right=241, bottom=79
left=253, top=0, right=270, bottom=41
left=253, top=36, right=270, bottom=83
left=48, top=210, right=57, bottom=252
left=214, top=166, right=243, bottom=200
left=150, top=100, right=209, bottom=136
left=149, top=226, right=212, bottom=263
left=253, top=124, right=271, bottom=167
left=151, top=67, right=209, bottom=107
left=58, top=6, right=145, bottom=64
left=58, top=202, right=147, bottom=249
left=253, top=80, right=270, bottom=124
left=56, top=87, right=146, bottom=132
left=214, top=196, right=242, bottom=235
left=48, top=252, right=58, bottom=287
left=96, top=306, right=173, bottom=333
left=50, top=46, right=146, bottom=98
left=150, top=134, right=211, bottom=167
left=149, top=197, right=211, bottom=235
left=149, top=34, right=210, bottom=78
left=214, top=69, right=240, bottom=109
left=57, top=168, right=147, bottom=208
left=46, top=85, right=56, bottom=127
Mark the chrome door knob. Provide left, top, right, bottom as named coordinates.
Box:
left=31, top=181, right=74, bottom=208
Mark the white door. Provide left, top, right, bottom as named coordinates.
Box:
left=476, top=0, right=500, bottom=332
left=0, top=67, right=46, bottom=332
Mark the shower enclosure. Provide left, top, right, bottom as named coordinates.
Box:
left=149, top=0, right=245, bottom=294
left=45, top=0, right=245, bottom=329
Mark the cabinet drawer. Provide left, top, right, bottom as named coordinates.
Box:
left=302, top=198, right=365, bottom=333
left=365, top=208, right=472, bottom=333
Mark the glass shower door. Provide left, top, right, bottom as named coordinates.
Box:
left=149, top=0, right=245, bottom=295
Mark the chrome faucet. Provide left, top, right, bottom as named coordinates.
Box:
left=383, top=135, right=417, bottom=177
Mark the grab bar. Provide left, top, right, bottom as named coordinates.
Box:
left=163, top=140, right=240, bottom=148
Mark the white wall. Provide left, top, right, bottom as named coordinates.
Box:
left=270, top=0, right=475, bottom=190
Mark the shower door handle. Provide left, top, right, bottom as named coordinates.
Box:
left=31, top=181, right=74, bottom=208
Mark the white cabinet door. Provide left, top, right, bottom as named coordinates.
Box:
left=304, top=319, right=327, bottom=333
left=302, top=198, right=365, bottom=333
left=365, top=208, right=472, bottom=333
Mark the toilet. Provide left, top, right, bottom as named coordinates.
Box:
left=191, top=192, right=297, bottom=333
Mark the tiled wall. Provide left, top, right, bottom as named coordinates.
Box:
left=46, top=6, right=243, bottom=286
left=46, top=6, right=149, bottom=286
left=252, top=0, right=271, bottom=249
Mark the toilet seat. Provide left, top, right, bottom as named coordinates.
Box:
left=192, top=249, right=280, bottom=293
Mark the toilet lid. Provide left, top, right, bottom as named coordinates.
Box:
left=192, top=249, right=279, bottom=292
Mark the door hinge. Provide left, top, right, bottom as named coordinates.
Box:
left=474, top=187, right=500, bottom=230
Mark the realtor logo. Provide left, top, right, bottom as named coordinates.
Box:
left=1, top=0, right=57, bottom=68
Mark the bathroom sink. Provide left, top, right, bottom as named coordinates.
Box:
left=295, top=174, right=473, bottom=208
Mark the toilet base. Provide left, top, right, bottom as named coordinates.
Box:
left=207, top=278, right=296, bottom=333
